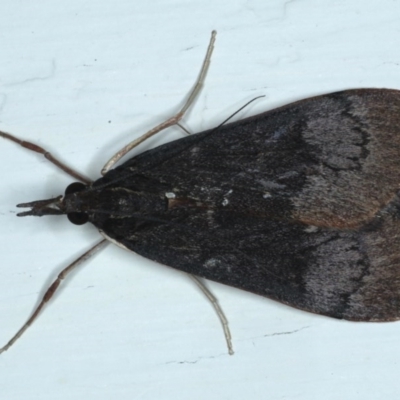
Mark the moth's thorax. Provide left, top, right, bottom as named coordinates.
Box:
left=63, top=187, right=166, bottom=217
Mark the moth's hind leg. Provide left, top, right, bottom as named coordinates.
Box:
left=101, top=30, right=217, bottom=175
left=0, top=130, right=91, bottom=184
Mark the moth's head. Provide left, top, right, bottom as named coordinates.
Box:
left=16, top=181, right=89, bottom=225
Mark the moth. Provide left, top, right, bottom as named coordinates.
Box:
left=2, top=31, right=400, bottom=355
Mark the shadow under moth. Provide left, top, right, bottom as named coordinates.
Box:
left=1, top=31, right=400, bottom=355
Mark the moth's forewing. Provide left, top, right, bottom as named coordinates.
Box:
left=85, top=89, right=400, bottom=321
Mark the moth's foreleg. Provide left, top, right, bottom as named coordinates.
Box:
left=0, top=240, right=108, bottom=354
left=0, top=130, right=91, bottom=184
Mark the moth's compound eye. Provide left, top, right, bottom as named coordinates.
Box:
left=65, top=183, right=88, bottom=224
left=65, top=182, right=86, bottom=196
left=67, top=212, right=89, bottom=225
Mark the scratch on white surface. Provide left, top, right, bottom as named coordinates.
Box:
left=5, top=59, right=56, bottom=87
left=263, top=325, right=310, bottom=337
left=165, top=352, right=227, bottom=365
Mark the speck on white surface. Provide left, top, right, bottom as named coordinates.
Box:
left=1, top=1, right=400, bottom=399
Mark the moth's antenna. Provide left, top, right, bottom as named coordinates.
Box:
left=101, top=30, right=217, bottom=175
left=214, top=96, right=266, bottom=129
left=176, top=95, right=265, bottom=136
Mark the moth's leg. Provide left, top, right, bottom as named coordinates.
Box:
left=0, top=240, right=108, bottom=354
left=0, top=130, right=91, bottom=184
left=101, top=30, right=217, bottom=175
left=188, top=274, right=234, bottom=355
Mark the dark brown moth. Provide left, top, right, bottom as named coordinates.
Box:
left=64, top=88, right=400, bottom=322
left=2, top=31, right=400, bottom=354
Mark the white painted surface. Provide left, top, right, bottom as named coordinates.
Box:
left=1, top=1, right=400, bottom=399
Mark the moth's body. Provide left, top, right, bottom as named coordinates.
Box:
left=2, top=31, right=399, bottom=355
left=62, top=88, right=400, bottom=322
